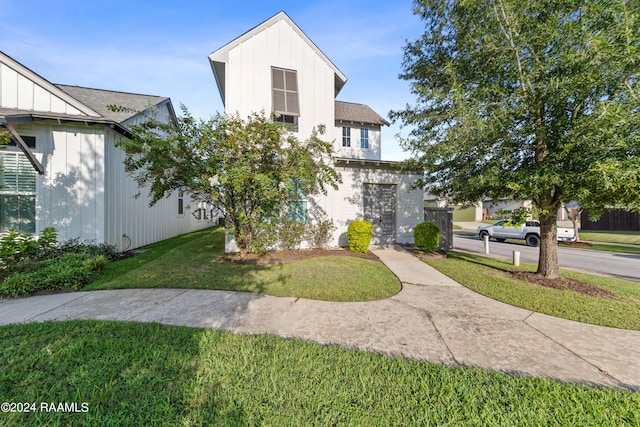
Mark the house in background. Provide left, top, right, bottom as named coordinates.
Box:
left=0, top=51, right=213, bottom=251
left=208, top=11, right=423, bottom=250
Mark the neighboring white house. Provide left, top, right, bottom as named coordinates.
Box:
left=208, top=11, right=423, bottom=250
left=0, top=51, right=214, bottom=251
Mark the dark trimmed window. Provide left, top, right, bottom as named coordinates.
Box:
left=8, top=135, right=36, bottom=149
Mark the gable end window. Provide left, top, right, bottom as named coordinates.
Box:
left=360, top=129, right=369, bottom=149
left=342, top=127, right=351, bottom=147
left=272, top=67, right=299, bottom=131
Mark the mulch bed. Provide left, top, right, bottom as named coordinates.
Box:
left=224, top=248, right=379, bottom=265
left=404, top=248, right=447, bottom=260
left=510, top=271, right=617, bottom=299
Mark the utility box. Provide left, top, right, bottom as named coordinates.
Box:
left=424, top=207, right=454, bottom=251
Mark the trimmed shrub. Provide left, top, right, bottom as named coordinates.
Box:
left=347, top=220, right=373, bottom=253
left=414, top=221, right=440, bottom=252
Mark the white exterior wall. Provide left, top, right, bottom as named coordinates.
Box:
left=104, top=132, right=213, bottom=251
left=224, top=19, right=337, bottom=142
left=0, top=63, right=85, bottom=115
left=327, top=165, right=423, bottom=246
left=334, top=123, right=382, bottom=160
left=8, top=122, right=106, bottom=242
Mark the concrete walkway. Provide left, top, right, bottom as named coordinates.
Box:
left=1, top=245, right=639, bottom=390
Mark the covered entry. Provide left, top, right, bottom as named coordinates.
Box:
left=363, top=183, right=397, bottom=243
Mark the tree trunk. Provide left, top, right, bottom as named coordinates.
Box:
left=537, top=210, right=561, bottom=279
left=564, top=205, right=580, bottom=242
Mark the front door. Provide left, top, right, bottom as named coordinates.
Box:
left=363, top=183, right=397, bottom=244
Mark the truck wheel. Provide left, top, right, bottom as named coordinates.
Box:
left=479, top=231, right=489, bottom=240
left=525, top=234, right=540, bottom=247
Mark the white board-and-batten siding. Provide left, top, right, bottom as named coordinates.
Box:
left=224, top=19, right=336, bottom=143
left=0, top=63, right=86, bottom=116
left=9, top=121, right=211, bottom=251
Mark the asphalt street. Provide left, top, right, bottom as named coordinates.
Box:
left=453, top=233, right=640, bottom=282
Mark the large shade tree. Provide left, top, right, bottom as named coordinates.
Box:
left=116, top=109, right=339, bottom=258
left=391, top=0, right=640, bottom=278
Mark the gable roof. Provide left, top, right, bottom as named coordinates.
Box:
left=335, top=101, right=390, bottom=126
left=0, top=51, right=100, bottom=117
left=0, top=51, right=174, bottom=136
left=208, top=11, right=347, bottom=105
left=55, top=85, right=172, bottom=124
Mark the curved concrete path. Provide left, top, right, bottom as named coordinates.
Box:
left=1, top=245, right=638, bottom=390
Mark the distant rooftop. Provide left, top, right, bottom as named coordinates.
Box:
left=335, top=101, right=390, bottom=126
left=56, top=84, right=170, bottom=123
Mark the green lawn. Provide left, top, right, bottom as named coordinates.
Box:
left=1, top=321, right=638, bottom=426
left=85, top=227, right=400, bottom=302
left=424, top=251, right=640, bottom=330
left=579, top=230, right=640, bottom=246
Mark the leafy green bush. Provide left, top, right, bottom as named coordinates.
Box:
left=56, top=238, right=120, bottom=262
left=278, top=220, right=306, bottom=250
left=347, top=220, right=373, bottom=253
left=251, top=223, right=278, bottom=256
left=0, top=253, right=107, bottom=298
left=0, top=227, right=58, bottom=265
left=414, top=222, right=440, bottom=252
left=305, top=219, right=336, bottom=249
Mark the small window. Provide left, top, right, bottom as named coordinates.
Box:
left=360, top=129, right=369, bottom=149
left=8, top=135, right=36, bottom=149
left=342, top=127, right=351, bottom=147
left=287, top=179, right=307, bottom=223
left=274, top=114, right=299, bottom=132
left=178, top=189, right=184, bottom=215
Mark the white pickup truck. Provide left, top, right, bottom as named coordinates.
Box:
left=477, top=220, right=576, bottom=247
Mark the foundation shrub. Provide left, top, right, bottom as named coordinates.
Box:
left=414, top=221, right=440, bottom=252
left=347, top=220, right=373, bottom=253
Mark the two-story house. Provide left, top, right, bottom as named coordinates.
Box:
left=0, top=51, right=214, bottom=250
left=209, top=11, right=423, bottom=250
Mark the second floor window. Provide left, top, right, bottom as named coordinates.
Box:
left=360, top=129, right=369, bottom=149
left=272, top=67, right=299, bottom=131
left=342, top=127, right=351, bottom=147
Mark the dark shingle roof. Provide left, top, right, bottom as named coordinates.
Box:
left=335, top=101, right=389, bottom=126
left=55, top=85, right=169, bottom=123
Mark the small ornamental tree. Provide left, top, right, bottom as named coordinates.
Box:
left=414, top=222, right=440, bottom=252
left=116, top=108, right=340, bottom=258
left=347, top=220, right=373, bottom=253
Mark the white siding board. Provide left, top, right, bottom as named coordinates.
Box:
left=1, top=64, right=18, bottom=108
left=33, top=84, right=51, bottom=111
left=17, top=74, right=34, bottom=110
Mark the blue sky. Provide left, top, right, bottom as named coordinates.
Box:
left=1, top=0, right=424, bottom=160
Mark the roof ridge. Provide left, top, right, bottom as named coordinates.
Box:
left=55, top=84, right=167, bottom=100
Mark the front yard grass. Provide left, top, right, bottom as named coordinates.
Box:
left=424, top=251, right=640, bottom=330
left=578, top=230, right=640, bottom=246
left=1, top=320, right=638, bottom=426
left=84, top=227, right=400, bottom=302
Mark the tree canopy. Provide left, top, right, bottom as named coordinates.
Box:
left=117, top=109, right=339, bottom=257
left=391, top=0, right=640, bottom=278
